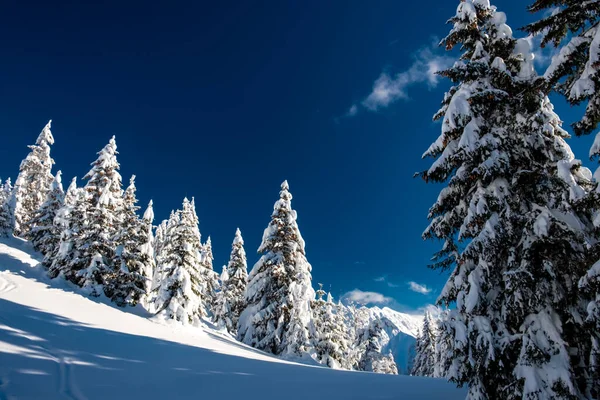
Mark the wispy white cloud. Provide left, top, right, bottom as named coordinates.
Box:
left=347, top=104, right=358, bottom=117
left=374, top=274, right=400, bottom=288
left=408, top=281, right=432, bottom=295
left=342, top=289, right=393, bottom=305
left=354, top=261, right=366, bottom=265
left=359, top=43, right=454, bottom=112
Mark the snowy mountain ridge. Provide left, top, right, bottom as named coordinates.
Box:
left=362, top=306, right=424, bottom=374
left=368, top=306, right=423, bottom=338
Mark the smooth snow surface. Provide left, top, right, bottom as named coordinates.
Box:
left=0, top=237, right=465, bottom=399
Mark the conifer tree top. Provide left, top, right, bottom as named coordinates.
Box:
left=36, top=120, right=54, bottom=146
left=234, top=227, right=244, bottom=245
left=143, top=200, right=154, bottom=222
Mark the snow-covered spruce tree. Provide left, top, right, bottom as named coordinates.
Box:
left=70, top=136, right=124, bottom=295
left=149, top=218, right=169, bottom=303
left=27, top=171, right=64, bottom=256
left=421, top=1, right=594, bottom=398
left=0, top=178, right=14, bottom=236
left=213, top=265, right=231, bottom=330
left=48, top=179, right=90, bottom=282
left=411, top=312, right=436, bottom=377
left=11, top=120, right=55, bottom=237
left=151, top=199, right=205, bottom=323
left=213, top=228, right=248, bottom=334
left=357, top=318, right=398, bottom=375
left=310, top=285, right=352, bottom=369
left=140, top=200, right=156, bottom=306
left=238, top=180, right=315, bottom=357
left=107, top=176, right=148, bottom=306
left=200, top=235, right=219, bottom=314
left=525, top=0, right=600, bottom=138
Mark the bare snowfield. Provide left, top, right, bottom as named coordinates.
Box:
left=0, top=237, right=466, bottom=399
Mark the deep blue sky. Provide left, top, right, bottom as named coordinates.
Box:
left=0, top=0, right=594, bottom=313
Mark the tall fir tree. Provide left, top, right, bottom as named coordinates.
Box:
left=0, top=178, right=13, bottom=236
left=150, top=217, right=169, bottom=305
left=107, top=176, right=148, bottom=306
left=238, top=180, right=315, bottom=357
left=410, top=312, right=436, bottom=377
left=11, top=120, right=55, bottom=237
left=47, top=178, right=87, bottom=279
left=213, top=265, right=231, bottom=331
left=140, top=200, right=156, bottom=307
left=213, top=228, right=248, bottom=334
left=55, top=136, right=124, bottom=295
left=151, top=199, right=205, bottom=323
left=200, top=235, right=219, bottom=314
left=422, top=1, right=595, bottom=398
left=27, top=171, right=64, bottom=256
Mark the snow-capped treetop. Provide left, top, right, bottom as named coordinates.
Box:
left=63, top=177, right=78, bottom=206
left=220, top=265, right=229, bottom=283
left=83, top=136, right=123, bottom=209
left=316, top=283, right=326, bottom=301
left=143, top=199, right=154, bottom=222
left=123, top=176, right=138, bottom=208
left=51, top=170, right=62, bottom=190
left=233, top=227, right=244, bottom=245
left=36, top=120, right=54, bottom=146
left=227, top=228, right=247, bottom=280
left=258, top=180, right=306, bottom=254
left=327, top=292, right=333, bottom=303
left=182, top=197, right=201, bottom=247
left=201, top=236, right=214, bottom=270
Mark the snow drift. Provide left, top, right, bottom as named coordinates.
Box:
left=0, top=237, right=465, bottom=399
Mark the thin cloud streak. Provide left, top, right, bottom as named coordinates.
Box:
left=360, top=43, right=454, bottom=112
left=408, top=281, right=432, bottom=295
left=342, top=289, right=393, bottom=305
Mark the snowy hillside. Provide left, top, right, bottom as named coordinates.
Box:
left=368, top=307, right=423, bottom=374
left=0, top=238, right=464, bottom=399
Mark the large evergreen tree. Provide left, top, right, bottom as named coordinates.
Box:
left=74, top=136, right=124, bottom=294
left=11, top=120, right=55, bottom=237
left=421, top=1, right=593, bottom=397
left=151, top=199, right=205, bottom=323
left=410, top=312, right=436, bottom=377
left=213, top=228, right=248, bottom=334
left=47, top=178, right=87, bottom=279
left=28, top=171, right=64, bottom=256
left=199, top=235, right=219, bottom=314
left=0, top=178, right=13, bottom=236
left=140, top=200, right=156, bottom=307
left=238, top=180, right=315, bottom=357
left=107, top=176, right=148, bottom=306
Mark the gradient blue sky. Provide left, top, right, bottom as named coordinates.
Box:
left=0, top=0, right=594, bottom=313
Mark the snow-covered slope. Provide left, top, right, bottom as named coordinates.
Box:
left=0, top=238, right=465, bottom=399
left=368, top=307, right=422, bottom=374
